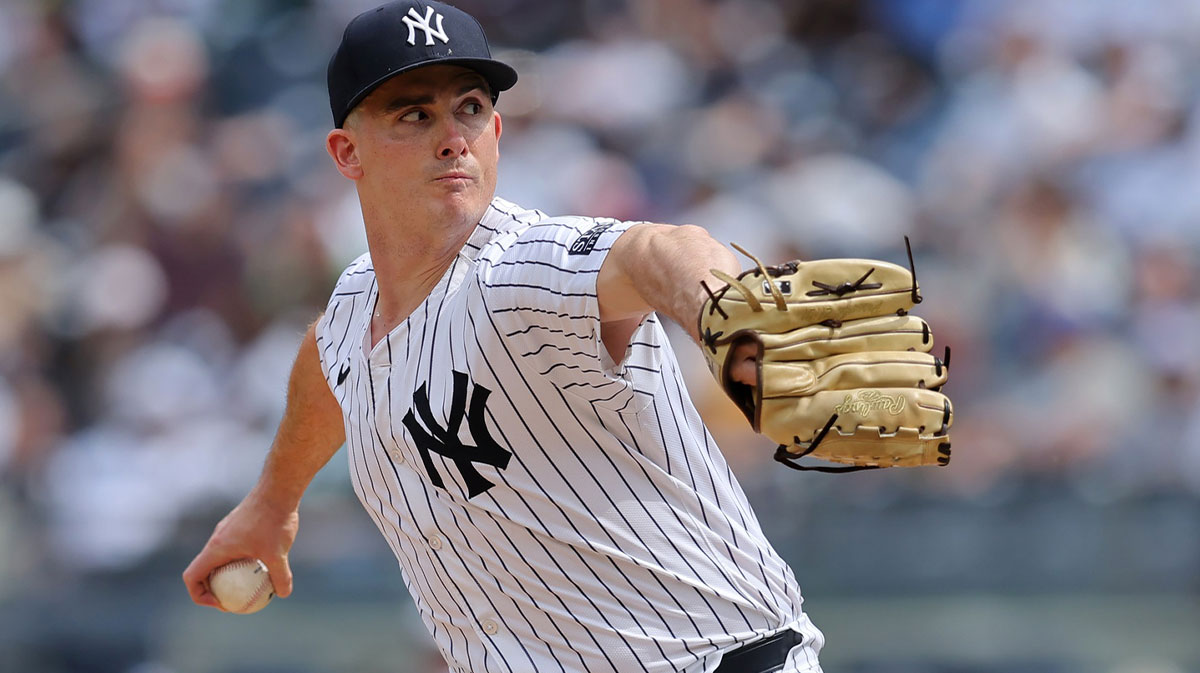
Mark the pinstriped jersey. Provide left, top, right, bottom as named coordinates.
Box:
left=314, top=197, right=821, bottom=673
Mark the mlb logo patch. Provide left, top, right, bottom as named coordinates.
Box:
left=568, top=221, right=615, bottom=255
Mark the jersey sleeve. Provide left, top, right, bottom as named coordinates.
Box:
left=315, top=253, right=373, bottom=396
left=481, top=217, right=665, bottom=411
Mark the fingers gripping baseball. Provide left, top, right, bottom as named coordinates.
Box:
left=183, top=497, right=299, bottom=610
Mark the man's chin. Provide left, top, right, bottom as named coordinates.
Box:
left=433, top=190, right=492, bottom=226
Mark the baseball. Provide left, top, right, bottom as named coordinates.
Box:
left=207, top=558, right=275, bottom=615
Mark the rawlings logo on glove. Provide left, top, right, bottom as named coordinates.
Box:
left=697, top=239, right=953, bottom=473
left=834, top=390, right=907, bottom=417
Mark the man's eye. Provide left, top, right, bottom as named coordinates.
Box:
left=400, top=110, right=426, bottom=122
left=462, top=102, right=482, bottom=115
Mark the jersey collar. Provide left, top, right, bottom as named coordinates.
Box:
left=459, top=197, right=531, bottom=263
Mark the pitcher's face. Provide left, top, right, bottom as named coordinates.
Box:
left=344, top=65, right=502, bottom=228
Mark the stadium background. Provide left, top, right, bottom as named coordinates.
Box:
left=1, top=0, right=1198, bottom=671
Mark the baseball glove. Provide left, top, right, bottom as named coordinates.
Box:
left=698, top=239, right=952, bottom=473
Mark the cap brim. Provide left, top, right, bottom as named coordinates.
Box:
left=338, top=57, right=518, bottom=127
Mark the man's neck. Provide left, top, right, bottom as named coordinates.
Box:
left=362, top=207, right=479, bottom=324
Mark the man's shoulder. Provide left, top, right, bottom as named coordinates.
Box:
left=486, top=197, right=547, bottom=226
left=335, top=252, right=375, bottom=283
left=315, top=253, right=374, bottom=361
left=483, top=198, right=627, bottom=249
left=324, top=252, right=376, bottom=302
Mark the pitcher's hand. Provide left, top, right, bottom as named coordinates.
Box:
left=729, top=341, right=759, bottom=387
left=183, top=494, right=299, bottom=610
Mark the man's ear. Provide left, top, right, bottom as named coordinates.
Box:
left=493, top=111, right=502, bottom=143
left=326, top=128, right=363, bottom=180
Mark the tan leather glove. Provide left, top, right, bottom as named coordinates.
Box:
left=698, top=242, right=953, bottom=472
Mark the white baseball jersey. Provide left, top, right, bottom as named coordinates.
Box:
left=315, top=197, right=823, bottom=673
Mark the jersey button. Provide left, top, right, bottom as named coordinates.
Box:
left=389, top=449, right=405, bottom=464
left=428, top=534, right=443, bottom=550
left=481, top=619, right=499, bottom=635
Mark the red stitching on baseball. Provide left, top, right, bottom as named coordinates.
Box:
left=242, top=561, right=271, bottom=613
left=221, top=559, right=271, bottom=613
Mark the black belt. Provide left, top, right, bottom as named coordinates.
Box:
left=714, top=628, right=806, bottom=673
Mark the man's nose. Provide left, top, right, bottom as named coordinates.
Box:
left=437, top=120, right=468, bottom=159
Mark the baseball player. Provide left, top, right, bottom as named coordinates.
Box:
left=185, top=2, right=954, bottom=671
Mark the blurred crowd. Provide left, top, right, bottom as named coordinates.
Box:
left=1, top=0, right=1199, bottom=610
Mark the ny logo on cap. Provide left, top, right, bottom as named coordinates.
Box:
left=402, top=6, right=450, bottom=46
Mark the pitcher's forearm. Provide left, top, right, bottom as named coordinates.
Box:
left=253, top=319, right=347, bottom=512
left=251, top=437, right=341, bottom=514
left=600, top=224, right=741, bottom=343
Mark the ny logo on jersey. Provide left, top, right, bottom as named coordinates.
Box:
left=401, top=6, right=450, bottom=46
left=402, top=371, right=510, bottom=498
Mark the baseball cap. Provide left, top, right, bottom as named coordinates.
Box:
left=327, top=1, right=518, bottom=128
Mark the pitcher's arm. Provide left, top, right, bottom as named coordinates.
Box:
left=182, top=317, right=346, bottom=608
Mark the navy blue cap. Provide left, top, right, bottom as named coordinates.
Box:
left=327, top=1, right=518, bottom=128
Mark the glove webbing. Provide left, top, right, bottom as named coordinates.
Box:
left=700, top=237, right=923, bottom=325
